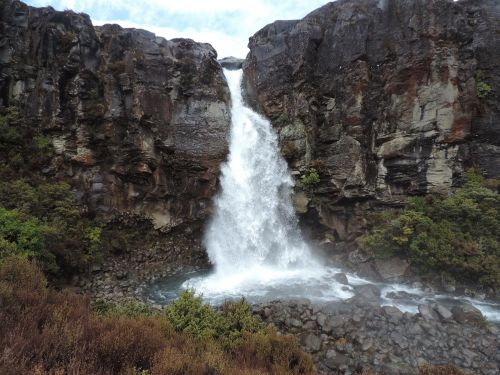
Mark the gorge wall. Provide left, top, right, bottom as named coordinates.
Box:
left=0, top=0, right=230, bottom=232
left=243, top=0, right=500, bottom=246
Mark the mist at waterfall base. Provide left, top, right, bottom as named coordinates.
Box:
left=145, top=69, right=500, bottom=323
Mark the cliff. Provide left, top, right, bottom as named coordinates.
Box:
left=243, top=0, right=500, bottom=243
left=0, top=0, right=230, bottom=231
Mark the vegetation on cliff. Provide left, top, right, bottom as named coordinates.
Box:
left=0, top=257, right=315, bottom=375
left=0, top=107, right=102, bottom=276
left=358, top=171, right=500, bottom=288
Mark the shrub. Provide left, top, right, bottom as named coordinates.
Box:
left=477, top=81, right=492, bottom=98
left=164, top=289, right=221, bottom=340
left=358, top=171, right=500, bottom=287
left=302, top=167, right=320, bottom=187
left=0, top=258, right=316, bottom=375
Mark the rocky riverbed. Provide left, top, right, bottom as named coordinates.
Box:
left=253, top=298, right=500, bottom=375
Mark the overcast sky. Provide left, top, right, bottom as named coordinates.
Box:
left=25, top=0, right=330, bottom=58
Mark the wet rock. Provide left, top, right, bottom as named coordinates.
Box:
left=418, top=304, right=439, bottom=321
left=451, top=304, right=484, bottom=325
left=348, top=249, right=370, bottom=265
left=333, top=273, right=349, bottom=285
left=354, top=284, right=381, bottom=302
left=434, top=304, right=453, bottom=321
left=382, top=306, right=403, bottom=320
left=374, top=258, right=409, bottom=281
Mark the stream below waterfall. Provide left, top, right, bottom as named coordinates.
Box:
left=145, top=68, right=500, bottom=324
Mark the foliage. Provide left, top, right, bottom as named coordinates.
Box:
left=0, top=106, right=53, bottom=176
left=92, top=298, right=155, bottom=318
left=302, top=167, right=320, bottom=187
left=0, top=258, right=316, bottom=375
left=0, top=106, right=103, bottom=275
left=164, top=289, right=222, bottom=340
left=164, top=290, right=265, bottom=350
left=358, top=171, right=500, bottom=287
left=476, top=80, right=492, bottom=98
left=0, top=180, right=102, bottom=274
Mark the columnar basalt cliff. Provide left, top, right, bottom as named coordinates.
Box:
left=0, top=0, right=230, bottom=231
left=243, top=0, right=500, bottom=244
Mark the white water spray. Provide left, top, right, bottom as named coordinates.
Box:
left=205, top=69, right=312, bottom=272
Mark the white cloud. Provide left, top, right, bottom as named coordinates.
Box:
left=26, top=0, right=331, bottom=58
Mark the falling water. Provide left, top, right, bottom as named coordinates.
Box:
left=181, top=68, right=348, bottom=301
left=205, top=69, right=312, bottom=272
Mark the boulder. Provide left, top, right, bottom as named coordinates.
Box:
left=451, top=304, right=484, bottom=325
left=333, top=273, right=349, bottom=285
left=418, top=304, right=439, bottom=320
left=374, top=258, right=409, bottom=281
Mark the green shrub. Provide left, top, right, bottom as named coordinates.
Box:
left=164, top=289, right=221, bottom=340
left=302, top=167, right=320, bottom=187
left=358, top=171, right=500, bottom=287
left=477, top=81, right=492, bottom=98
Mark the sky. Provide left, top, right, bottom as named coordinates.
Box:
left=25, top=0, right=331, bottom=58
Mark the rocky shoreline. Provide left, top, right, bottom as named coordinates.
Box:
left=253, top=298, right=499, bottom=375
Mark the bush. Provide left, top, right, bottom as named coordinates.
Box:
left=164, top=289, right=221, bottom=340
left=358, top=171, right=500, bottom=287
left=0, top=258, right=316, bottom=375
left=302, top=167, right=320, bottom=187
left=477, top=81, right=492, bottom=98
left=0, top=177, right=104, bottom=274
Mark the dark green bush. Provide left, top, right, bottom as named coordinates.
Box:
left=358, top=171, right=500, bottom=287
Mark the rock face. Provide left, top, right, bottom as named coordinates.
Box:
left=0, top=0, right=230, bottom=232
left=243, top=0, right=500, bottom=242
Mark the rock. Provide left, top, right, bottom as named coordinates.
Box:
left=324, top=350, right=350, bottom=370
left=385, top=291, right=418, bottom=300
left=348, top=249, right=370, bottom=265
left=333, top=273, right=349, bottom=285
left=374, top=258, right=409, bottom=281
left=434, top=304, right=453, bottom=321
left=451, top=304, right=484, bottom=325
left=1, top=1, right=230, bottom=231
left=356, top=263, right=382, bottom=282
left=302, top=333, right=322, bottom=352
left=243, top=0, right=500, bottom=245
left=292, top=191, right=309, bottom=214
left=418, top=304, right=439, bottom=320
left=382, top=306, right=403, bottom=320
left=218, top=56, right=244, bottom=70
left=354, top=284, right=381, bottom=302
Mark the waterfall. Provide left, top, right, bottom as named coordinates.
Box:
left=163, top=70, right=500, bottom=322
left=182, top=68, right=338, bottom=300
left=204, top=68, right=312, bottom=273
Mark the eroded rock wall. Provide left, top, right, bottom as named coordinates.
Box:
left=0, top=0, right=230, bottom=232
left=243, top=0, right=500, bottom=242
